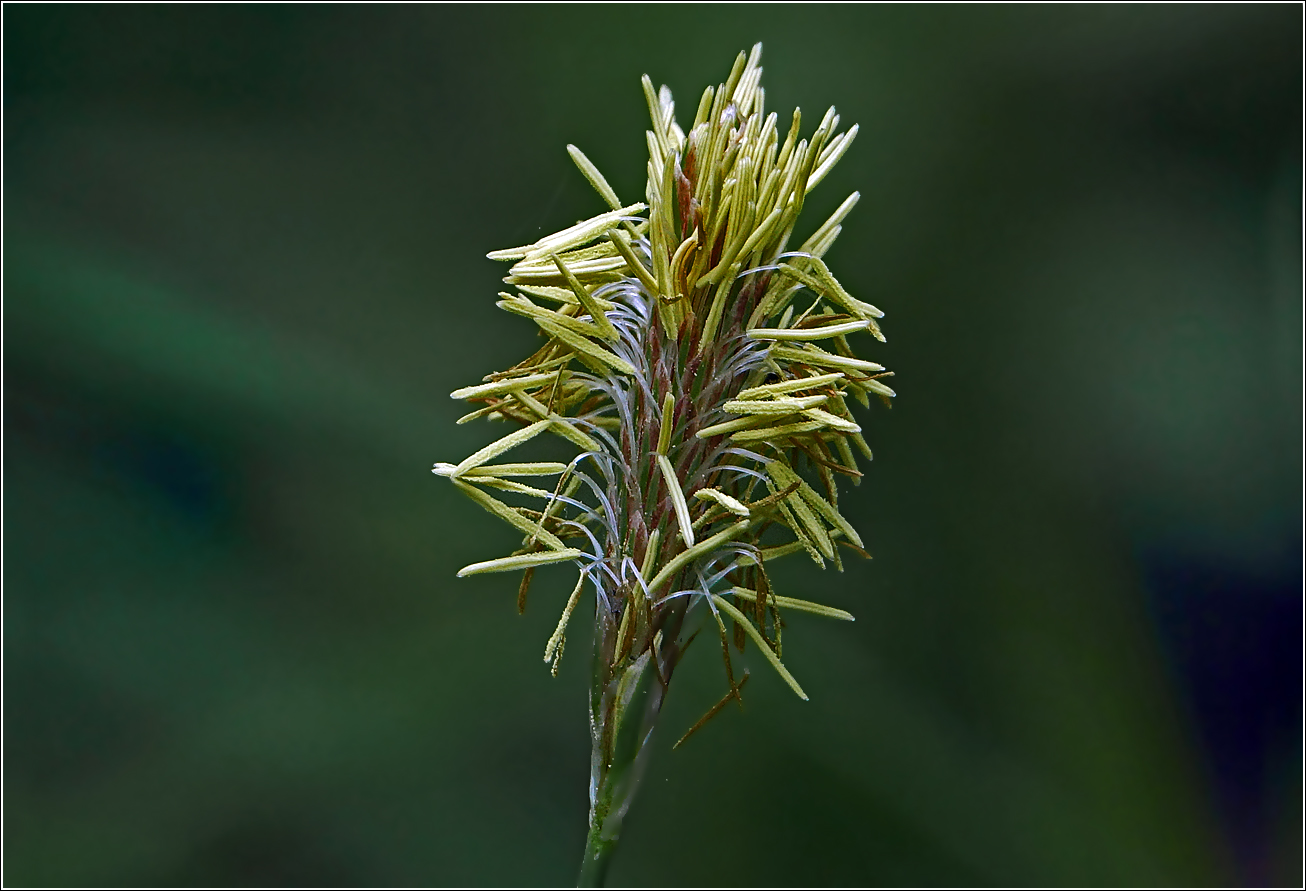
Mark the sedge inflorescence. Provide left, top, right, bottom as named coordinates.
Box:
left=432, top=43, right=893, bottom=874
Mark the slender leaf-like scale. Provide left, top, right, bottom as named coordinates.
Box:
left=769, top=345, right=885, bottom=373
left=655, top=391, right=675, bottom=456
left=468, top=477, right=557, bottom=499
left=657, top=454, right=696, bottom=548
left=451, top=371, right=561, bottom=401
left=457, top=549, right=585, bottom=577
left=451, top=419, right=553, bottom=476
left=800, top=191, right=860, bottom=255
left=545, top=572, right=588, bottom=664
left=647, top=520, right=751, bottom=596
left=693, top=488, right=750, bottom=517
left=514, top=283, right=617, bottom=310
left=607, top=227, right=661, bottom=296
left=803, top=407, right=861, bottom=434
left=497, top=296, right=606, bottom=341
left=730, top=420, right=825, bottom=443
left=723, top=395, right=829, bottom=415
left=489, top=202, right=647, bottom=261
left=805, top=123, right=859, bottom=193
left=460, top=462, right=570, bottom=477
left=736, top=372, right=846, bottom=400
left=452, top=479, right=570, bottom=552
left=729, top=587, right=855, bottom=622
left=567, top=144, right=623, bottom=211
left=710, top=595, right=808, bottom=700
left=551, top=252, right=620, bottom=341
left=533, top=316, right=636, bottom=377
left=748, top=319, right=870, bottom=341
left=696, top=413, right=793, bottom=440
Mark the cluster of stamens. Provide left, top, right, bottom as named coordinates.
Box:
left=434, top=43, right=893, bottom=711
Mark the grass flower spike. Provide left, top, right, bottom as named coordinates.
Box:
left=432, top=43, right=893, bottom=885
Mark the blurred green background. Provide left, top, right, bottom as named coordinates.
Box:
left=4, top=5, right=1301, bottom=887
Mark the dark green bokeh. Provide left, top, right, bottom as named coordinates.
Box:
left=5, top=5, right=1301, bottom=887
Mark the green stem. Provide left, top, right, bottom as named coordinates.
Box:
left=576, top=615, right=669, bottom=887
left=577, top=793, right=619, bottom=887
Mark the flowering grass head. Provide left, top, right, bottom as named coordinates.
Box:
left=431, top=43, right=893, bottom=883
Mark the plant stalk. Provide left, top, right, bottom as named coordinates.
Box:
left=577, top=596, right=684, bottom=886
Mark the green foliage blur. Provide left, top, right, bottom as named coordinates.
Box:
left=5, top=5, right=1301, bottom=887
